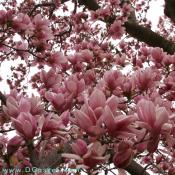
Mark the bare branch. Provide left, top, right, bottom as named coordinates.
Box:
left=28, top=2, right=56, bottom=16
left=125, top=160, right=150, bottom=175
left=0, top=128, right=14, bottom=133
left=0, top=91, right=6, bottom=105
left=164, top=0, right=175, bottom=23
left=124, top=21, right=175, bottom=54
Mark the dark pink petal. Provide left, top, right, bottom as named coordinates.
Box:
left=71, top=139, right=87, bottom=156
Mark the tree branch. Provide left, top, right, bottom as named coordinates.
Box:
left=28, top=2, right=56, bottom=16
left=0, top=91, right=6, bottom=105
left=124, top=21, right=175, bottom=54
left=75, top=0, right=175, bottom=54
left=78, top=0, right=100, bottom=11
left=125, top=161, right=150, bottom=175
left=164, top=0, right=175, bottom=23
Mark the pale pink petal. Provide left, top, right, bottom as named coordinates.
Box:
left=83, top=104, right=97, bottom=124
left=89, top=89, right=106, bottom=109
left=61, top=153, right=82, bottom=161
left=19, top=98, right=31, bottom=112
left=102, top=106, right=116, bottom=132
left=74, top=110, right=93, bottom=130
left=106, top=96, right=118, bottom=113
left=154, top=107, right=169, bottom=129
left=65, top=80, right=77, bottom=93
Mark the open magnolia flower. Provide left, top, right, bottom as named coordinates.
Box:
left=11, top=112, right=37, bottom=140
left=62, top=140, right=109, bottom=168
left=137, top=99, right=169, bottom=152
left=41, top=113, right=68, bottom=139
left=102, top=105, right=137, bottom=137
left=73, top=88, right=107, bottom=136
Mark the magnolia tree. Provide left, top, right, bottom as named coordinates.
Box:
left=0, top=0, right=175, bottom=174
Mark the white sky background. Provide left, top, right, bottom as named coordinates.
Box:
left=0, top=0, right=165, bottom=174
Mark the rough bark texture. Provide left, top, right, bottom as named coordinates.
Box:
left=124, top=21, right=175, bottom=54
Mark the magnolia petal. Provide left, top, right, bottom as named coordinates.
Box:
left=89, top=89, right=106, bottom=109
left=155, top=107, right=169, bottom=129
left=19, top=98, right=31, bottom=113
left=65, top=80, right=77, bottom=93
left=61, top=153, right=82, bottom=161
left=23, top=120, right=34, bottom=139
left=102, top=106, right=116, bottom=132
left=74, top=110, right=93, bottom=130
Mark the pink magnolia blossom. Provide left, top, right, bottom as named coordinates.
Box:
left=109, top=20, right=125, bottom=39
left=115, top=54, right=126, bottom=66
left=63, top=141, right=109, bottom=168
left=45, top=92, right=65, bottom=110
left=41, top=113, right=66, bottom=138
left=104, top=70, right=123, bottom=91
left=83, top=142, right=109, bottom=168
left=137, top=99, right=169, bottom=152
left=40, top=68, right=61, bottom=90
left=45, top=90, right=73, bottom=112
left=83, top=69, right=96, bottom=85
left=162, top=54, right=174, bottom=66
left=73, top=89, right=106, bottom=136
left=96, top=7, right=111, bottom=19
left=29, top=96, right=44, bottom=116
left=33, top=14, right=53, bottom=41
left=80, top=49, right=93, bottom=63
left=109, top=0, right=120, bottom=6
left=64, top=75, right=85, bottom=97
left=7, top=136, right=23, bottom=155
left=120, top=77, right=135, bottom=96
left=151, top=47, right=164, bottom=63
left=140, top=47, right=150, bottom=57
left=0, top=10, right=8, bottom=25
left=134, top=68, right=156, bottom=91
left=71, top=139, right=88, bottom=156
left=3, top=97, right=31, bottom=118
left=12, top=13, right=34, bottom=33
left=73, top=107, right=104, bottom=136
left=12, top=112, right=37, bottom=140
left=122, top=3, right=132, bottom=14
left=113, top=142, right=133, bottom=168
left=88, top=88, right=106, bottom=110
left=3, top=96, right=19, bottom=118
left=15, top=41, right=29, bottom=60
left=60, top=110, right=70, bottom=126
left=67, top=53, right=82, bottom=65
left=47, top=52, right=68, bottom=67
left=0, top=10, right=14, bottom=25
left=102, top=106, right=137, bottom=137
